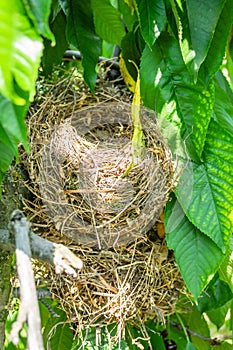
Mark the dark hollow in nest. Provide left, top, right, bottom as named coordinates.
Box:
left=39, top=102, right=173, bottom=249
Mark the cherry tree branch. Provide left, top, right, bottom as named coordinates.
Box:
left=8, top=210, right=44, bottom=349
left=1, top=209, right=83, bottom=349
left=0, top=223, right=83, bottom=277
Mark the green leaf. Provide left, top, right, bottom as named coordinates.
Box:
left=125, top=323, right=149, bottom=350
left=219, top=237, right=233, bottom=292
left=0, top=0, right=43, bottom=104
left=169, top=0, right=195, bottom=70
left=92, top=0, right=125, bottom=46
left=176, top=119, right=233, bottom=251
left=201, top=0, right=233, bottom=77
left=0, top=142, right=15, bottom=173
left=205, top=299, right=232, bottom=329
left=165, top=194, right=223, bottom=299
left=213, top=73, right=233, bottom=137
left=60, top=0, right=102, bottom=93
left=186, top=0, right=226, bottom=73
left=40, top=301, right=73, bottom=350
left=42, top=10, right=68, bottom=76
left=175, top=79, right=214, bottom=160
left=182, top=304, right=211, bottom=350
left=0, top=94, right=29, bottom=151
left=118, top=0, right=137, bottom=32
left=140, top=41, right=173, bottom=111
left=157, top=100, right=185, bottom=158
left=23, top=0, right=54, bottom=42
left=135, top=0, right=166, bottom=48
left=121, top=31, right=141, bottom=81
left=0, top=123, right=18, bottom=155
left=140, top=34, right=214, bottom=160
left=186, top=342, right=197, bottom=350
left=197, top=273, right=233, bottom=313
left=145, top=320, right=166, bottom=350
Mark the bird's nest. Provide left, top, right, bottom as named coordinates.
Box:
left=20, top=66, right=184, bottom=336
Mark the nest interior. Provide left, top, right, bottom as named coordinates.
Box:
left=19, top=65, right=184, bottom=334
left=39, top=101, right=173, bottom=249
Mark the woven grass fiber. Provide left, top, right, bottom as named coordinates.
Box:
left=20, top=66, right=185, bottom=336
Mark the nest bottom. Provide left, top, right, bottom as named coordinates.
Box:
left=37, top=233, right=184, bottom=337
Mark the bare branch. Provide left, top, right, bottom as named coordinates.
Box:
left=0, top=224, right=83, bottom=278
left=8, top=209, right=44, bottom=349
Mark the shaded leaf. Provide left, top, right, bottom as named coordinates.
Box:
left=92, top=0, right=125, bottom=46
left=60, top=0, right=102, bottom=93
left=125, top=323, right=149, bottom=350
left=186, top=0, right=226, bottom=73
left=182, top=305, right=211, bottom=350
left=40, top=301, right=73, bottom=350
left=201, top=0, right=233, bottom=77
left=145, top=320, right=166, bottom=350
left=0, top=94, right=29, bottom=151
left=176, top=119, right=233, bottom=251
left=121, top=31, right=141, bottom=82
left=165, top=194, right=223, bottom=299
left=42, top=10, right=68, bottom=76
left=197, top=273, right=233, bottom=313
left=118, top=0, right=137, bottom=32
left=0, top=142, right=15, bottom=173
left=23, top=0, right=54, bottom=42
left=186, top=342, right=197, bottom=350
left=205, top=299, right=232, bottom=329
left=135, top=0, right=166, bottom=47
left=119, top=55, right=136, bottom=92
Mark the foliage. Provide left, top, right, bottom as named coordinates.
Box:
left=0, top=0, right=233, bottom=349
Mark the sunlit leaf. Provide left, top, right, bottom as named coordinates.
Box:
left=140, top=34, right=214, bottom=160
left=0, top=1, right=43, bottom=104
left=135, top=0, right=166, bottom=47
left=165, top=194, right=223, bottom=299
left=169, top=0, right=195, bottom=70
left=213, top=73, right=233, bottom=137
left=176, top=119, right=233, bottom=251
